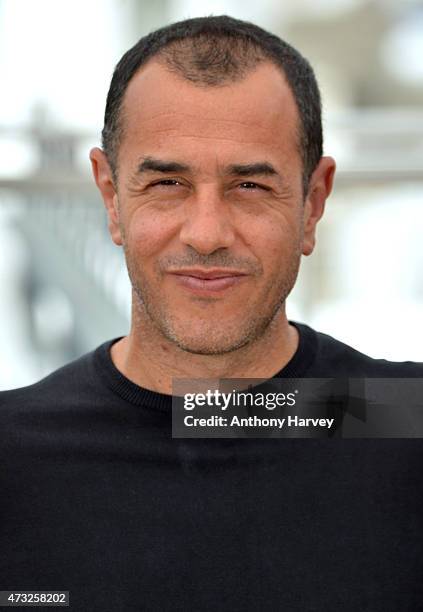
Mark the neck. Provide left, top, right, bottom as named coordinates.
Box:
left=111, top=302, right=299, bottom=396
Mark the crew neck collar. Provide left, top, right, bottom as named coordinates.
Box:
left=93, top=320, right=318, bottom=412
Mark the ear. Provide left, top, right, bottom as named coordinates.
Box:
left=89, top=147, right=123, bottom=246
left=301, top=156, right=336, bottom=256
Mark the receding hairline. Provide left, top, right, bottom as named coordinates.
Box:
left=156, top=33, right=267, bottom=84
left=116, top=50, right=262, bottom=129
left=115, top=54, right=303, bottom=171
left=102, top=16, right=323, bottom=196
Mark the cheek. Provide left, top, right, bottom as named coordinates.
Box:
left=126, top=209, right=178, bottom=258
left=242, top=215, right=301, bottom=270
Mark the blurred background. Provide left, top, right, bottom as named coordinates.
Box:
left=0, top=0, right=422, bottom=389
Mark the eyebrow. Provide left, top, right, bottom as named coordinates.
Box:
left=225, top=162, right=278, bottom=177
left=137, top=157, right=191, bottom=174
left=136, top=157, right=279, bottom=179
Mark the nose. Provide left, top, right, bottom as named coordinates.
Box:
left=179, top=185, right=236, bottom=254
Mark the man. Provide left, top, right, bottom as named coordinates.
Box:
left=1, top=15, right=422, bottom=612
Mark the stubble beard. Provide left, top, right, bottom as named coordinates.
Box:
left=123, top=244, right=303, bottom=356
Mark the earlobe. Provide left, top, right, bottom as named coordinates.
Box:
left=302, top=156, right=336, bottom=256
left=89, top=147, right=123, bottom=246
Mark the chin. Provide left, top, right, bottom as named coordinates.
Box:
left=162, top=323, right=253, bottom=356
left=172, top=340, right=250, bottom=356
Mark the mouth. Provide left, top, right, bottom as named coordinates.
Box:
left=168, top=269, right=249, bottom=295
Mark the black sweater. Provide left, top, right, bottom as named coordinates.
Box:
left=1, top=322, right=422, bottom=611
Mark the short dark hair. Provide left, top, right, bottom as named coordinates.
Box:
left=102, top=15, right=323, bottom=194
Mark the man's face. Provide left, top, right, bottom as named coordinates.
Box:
left=94, top=60, right=329, bottom=355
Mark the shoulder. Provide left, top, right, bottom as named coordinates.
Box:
left=295, top=322, right=423, bottom=377
left=0, top=339, right=116, bottom=421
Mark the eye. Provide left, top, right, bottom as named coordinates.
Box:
left=238, top=182, right=270, bottom=191
left=240, top=182, right=259, bottom=189
left=151, top=179, right=183, bottom=187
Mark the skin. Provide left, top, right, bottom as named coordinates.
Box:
left=90, top=59, right=335, bottom=394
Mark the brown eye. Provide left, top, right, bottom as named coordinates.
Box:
left=152, top=179, right=182, bottom=187
left=239, top=182, right=269, bottom=191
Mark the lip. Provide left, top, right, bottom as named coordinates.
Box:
left=168, top=269, right=248, bottom=295
left=169, top=268, right=248, bottom=280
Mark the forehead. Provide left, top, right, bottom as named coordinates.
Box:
left=120, top=59, right=300, bottom=164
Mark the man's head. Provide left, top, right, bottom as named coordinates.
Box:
left=90, top=15, right=335, bottom=356
left=101, top=15, right=323, bottom=195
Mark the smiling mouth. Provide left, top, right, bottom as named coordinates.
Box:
left=168, top=270, right=248, bottom=294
